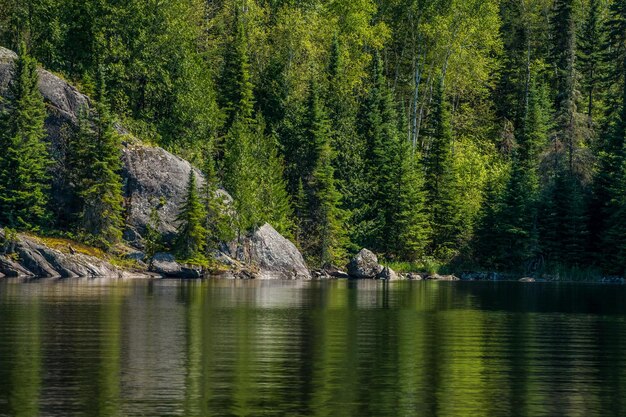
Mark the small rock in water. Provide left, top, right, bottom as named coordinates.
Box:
left=519, top=277, right=536, bottom=283
left=406, top=273, right=423, bottom=281
left=377, top=266, right=398, bottom=281
left=426, top=274, right=459, bottom=281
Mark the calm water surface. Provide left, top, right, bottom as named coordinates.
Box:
left=1, top=279, right=626, bottom=417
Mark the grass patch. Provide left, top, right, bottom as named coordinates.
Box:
left=26, top=234, right=106, bottom=258
left=24, top=232, right=147, bottom=272
left=386, top=258, right=447, bottom=275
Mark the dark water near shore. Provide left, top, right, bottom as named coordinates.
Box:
left=1, top=279, right=626, bottom=417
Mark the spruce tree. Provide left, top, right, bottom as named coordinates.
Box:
left=0, top=44, right=50, bottom=230
left=69, top=102, right=125, bottom=248
left=219, top=6, right=254, bottom=133
left=492, top=79, right=548, bottom=270
left=325, top=36, right=365, bottom=247
left=578, top=0, right=606, bottom=123
left=592, top=0, right=626, bottom=263
left=424, top=79, right=460, bottom=258
left=388, top=143, right=429, bottom=261
left=354, top=54, right=391, bottom=251
left=175, top=170, right=207, bottom=261
left=300, top=81, right=347, bottom=266
left=201, top=153, right=233, bottom=254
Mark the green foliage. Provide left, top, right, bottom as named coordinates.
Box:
left=296, top=81, right=348, bottom=266
left=424, top=80, right=460, bottom=259
left=0, top=45, right=50, bottom=230
left=201, top=155, right=234, bottom=254
left=6, top=0, right=626, bottom=276
left=175, top=171, right=207, bottom=261
left=144, top=207, right=164, bottom=260
left=68, top=103, right=125, bottom=249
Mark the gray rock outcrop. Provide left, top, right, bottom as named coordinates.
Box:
left=347, top=249, right=383, bottom=279
left=223, top=223, right=311, bottom=280
left=0, top=229, right=142, bottom=278
left=0, top=46, right=220, bottom=245
left=150, top=252, right=203, bottom=279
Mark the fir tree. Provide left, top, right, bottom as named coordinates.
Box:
left=354, top=54, right=391, bottom=251
left=325, top=36, right=365, bottom=247
left=300, top=81, right=347, bottom=266
left=69, top=102, right=125, bottom=248
left=0, top=45, right=49, bottom=229
left=219, top=6, right=254, bottom=133
left=388, top=143, right=429, bottom=261
left=0, top=44, right=50, bottom=230
left=201, top=154, right=233, bottom=254
left=578, top=0, right=606, bottom=123
left=592, top=0, right=626, bottom=263
left=175, top=170, right=207, bottom=261
left=424, top=79, right=460, bottom=258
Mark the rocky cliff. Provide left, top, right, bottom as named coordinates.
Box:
left=0, top=46, right=310, bottom=280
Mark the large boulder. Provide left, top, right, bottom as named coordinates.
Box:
left=347, top=249, right=383, bottom=279
left=223, top=223, right=311, bottom=280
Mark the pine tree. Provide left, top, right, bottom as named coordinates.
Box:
left=388, top=143, right=429, bottom=261
left=69, top=102, right=125, bottom=248
left=592, top=0, right=626, bottom=263
left=495, top=0, right=530, bottom=131
left=550, top=0, right=576, bottom=110
left=354, top=54, right=391, bottom=251
left=0, top=44, right=50, bottom=230
left=424, top=79, right=460, bottom=258
left=201, top=153, right=233, bottom=254
left=219, top=6, right=254, bottom=133
left=325, top=36, right=365, bottom=247
left=300, top=81, right=347, bottom=266
left=493, top=79, right=548, bottom=270
left=175, top=170, right=207, bottom=261
left=257, top=129, right=294, bottom=238
left=578, top=0, right=606, bottom=124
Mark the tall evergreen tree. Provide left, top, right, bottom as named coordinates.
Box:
left=219, top=6, right=254, bottom=133
left=578, top=0, right=606, bottom=124
left=593, top=0, right=626, bottom=264
left=298, top=81, right=347, bottom=266
left=201, top=152, right=233, bottom=254
left=69, top=102, right=124, bottom=248
left=424, top=79, right=460, bottom=258
left=325, top=36, right=365, bottom=248
left=175, top=170, right=207, bottom=260
left=0, top=45, right=49, bottom=229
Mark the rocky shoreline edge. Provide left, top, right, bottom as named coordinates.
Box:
left=2, top=237, right=624, bottom=285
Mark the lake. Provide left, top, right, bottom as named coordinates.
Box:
left=1, top=279, right=625, bottom=417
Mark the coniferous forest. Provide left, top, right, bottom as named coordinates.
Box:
left=2, top=0, right=626, bottom=277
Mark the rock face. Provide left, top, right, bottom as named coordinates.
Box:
left=150, top=253, right=203, bottom=279
left=347, top=249, right=383, bottom=279
left=223, top=223, right=311, bottom=280
left=0, top=229, right=138, bottom=278
left=0, top=46, right=215, bottom=245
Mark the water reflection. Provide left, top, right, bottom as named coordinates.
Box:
left=0, top=280, right=626, bottom=416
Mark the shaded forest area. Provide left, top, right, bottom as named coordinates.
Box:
left=1, top=0, right=625, bottom=276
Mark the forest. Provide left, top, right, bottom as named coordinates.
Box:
left=0, top=0, right=624, bottom=277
